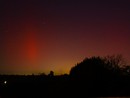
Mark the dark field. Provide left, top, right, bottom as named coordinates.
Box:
left=0, top=74, right=130, bottom=98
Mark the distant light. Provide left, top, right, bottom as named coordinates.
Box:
left=4, top=81, right=7, bottom=84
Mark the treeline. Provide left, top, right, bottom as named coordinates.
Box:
left=69, top=55, right=130, bottom=96
left=0, top=55, right=130, bottom=97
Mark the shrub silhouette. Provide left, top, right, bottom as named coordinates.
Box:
left=70, top=55, right=125, bottom=79
left=69, top=55, right=128, bottom=96
left=70, top=56, right=105, bottom=78
left=48, top=71, right=54, bottom=77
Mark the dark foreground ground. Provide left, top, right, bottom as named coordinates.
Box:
left=0, top=75, right=130, bottom=98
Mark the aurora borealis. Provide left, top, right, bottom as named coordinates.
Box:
left=0, top=0, right=130, bottom=74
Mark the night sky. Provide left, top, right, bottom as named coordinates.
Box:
left=0, top=0, right=130, bottom=74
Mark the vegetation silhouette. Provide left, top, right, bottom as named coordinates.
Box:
left=70, top=55, right=124, bottom=79
left=0, top=55, right=130, bottom=98
left=69, top=55, right=127, bottom=96
left=48, top=71, right=54, bottom=77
